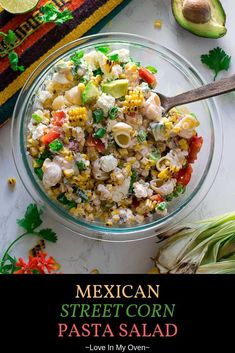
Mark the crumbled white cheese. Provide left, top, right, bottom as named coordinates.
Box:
left=53, top=156, right=74, bottom=170
left=100, top=155, right=118, bottom=173
left=96, top=93, right=115, bottom=116
left=112, top=177, right=130, bottom=202
left=139, top=82, right=151, bottom=94
left=109, top=49, right=130, bottom=63
left=133, top=182, right=152, bottom=199
left=32, top=123, right=46, bottom=140
left=83, top=50, right=99, bottom=71
left=52, top=72, right=70, bottom=85
left=42, top=159, right=62, bottom=188
left=92, top=159, right=109, bottom=180
left=111, top=64, right=123, bottom=77
left=37, top=90, right=52, bottom=104
left=97, top=184, right=112, bottom=200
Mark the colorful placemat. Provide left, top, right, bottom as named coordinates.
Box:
left=0, top=0, right=131, bottom=127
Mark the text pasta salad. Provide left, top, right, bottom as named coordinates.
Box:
left=27, top=46, right=203, bottom=226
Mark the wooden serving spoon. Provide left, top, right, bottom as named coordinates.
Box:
left=155, top=74, right=235, bottom=113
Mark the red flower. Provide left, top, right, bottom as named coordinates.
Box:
left=14, top=252, right=58, bottom=274
left=35, top=252, right=58, bottom=274
left=14, top=256, right=40, bottom=274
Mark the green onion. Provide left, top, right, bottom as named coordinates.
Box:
left=157, top=202, right=167, bottom=211
left=95, top=46, right=110, bottom=55
left=94, top=128, right=106, bottom=139
left=57, top=193, right=76, bottom=209
left=34, top=167, right=43, bottom=180
left=154, top=212, right=235, bottom=274
left=76, top=160, right=87, bottom=171
left=32, top=113, right=42, bottom=123
left=108, top=53, right=119, bottom=61
left=148, top=150, right=161, bottom=161
left=137, top=130, right=147, bottom=143
left=93, top=109, right=104, bottom=123
left=93, top=68, right=103, bottom=76
left=146, top=65, right=158, bottom=74
left=49, top=139, right=63, bottom=152
left=109, top=106, right=118, bottom=120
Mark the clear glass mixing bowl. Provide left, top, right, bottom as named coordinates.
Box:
left=11, top=33, right=223, bottom=242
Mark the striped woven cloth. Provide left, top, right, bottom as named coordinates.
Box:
left=0, top=0, right=131, bottom=126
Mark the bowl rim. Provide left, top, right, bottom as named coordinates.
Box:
left=11, top=32, right=223, bottom=242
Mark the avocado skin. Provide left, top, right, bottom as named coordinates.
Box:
left=172, top=0, right=227, bottom=39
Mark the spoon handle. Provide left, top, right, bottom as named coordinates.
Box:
left=166, top=74, right=235, bottom=110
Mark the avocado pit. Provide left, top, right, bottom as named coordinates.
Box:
left=182, top=0, right=211, bottom=24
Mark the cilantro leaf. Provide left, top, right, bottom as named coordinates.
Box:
left=201, top=47, right=231, bottom=80
left=17, top=204, right=42, bottom=232
left=8, top=51, right=25, bottom=72
left=40, top=4, right=73, bottom=25
left=38, top=229, right=57, bottom=243
left=146, top=65, right=157, bottom=74
left=0, top=254, right=17, bottom=274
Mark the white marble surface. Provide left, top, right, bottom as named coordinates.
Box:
left=0, top=0, right=234, bottom=273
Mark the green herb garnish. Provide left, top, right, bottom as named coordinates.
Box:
left=201, top=47, right=231, bottom=80
left=49, top=139, right=63, bottom=152
left=95, top=46, right=110, bottom=55
left=94, top=128, right=106, bottom=139
left=109, top=106, right=118, bottom=120
left=34, top=167, right=43, bottom=180
left=93, top=108, right=104, bottom=123
left=0, top=204, right=57, bottom=274
left=129, top=170, right=138, bottom=194
left=108, top=53, right=119, bottom=62
left=146, top=66, right=158, bottom=74
left=93, top=68, right=103, bottom=76
left=76, top=160, right=87, bottom=171
left=40, top=4, right=73, bottom=25
left=0, top=30, right=25, bottom=72
left=57, top=193, right=77, bottom=209
left=148, top=150, right=161, bottom=161
left=137, top=130, right=147, bottom=142
left=36, top=149, right=53, bottom=167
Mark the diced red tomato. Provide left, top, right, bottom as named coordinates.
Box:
left=139, top=67, right=156, bottom=86
left=150, top=194, right=164, bottom=203
left=176, top=164, right=193, bottom=187
left=41, top=130, right=60, bottom=145
left=52, top=111, right=66, bottom=126
left=187, top=136, right=203, bottom=164
left=86, top=134, right=105, bottom=153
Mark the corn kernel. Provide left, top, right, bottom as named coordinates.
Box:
left=8, top=178, right=16, bottom=186
left=63, top=169, right=74, bottom=178
left=179, top=138, right=189, bottom=151
left=158, top=168, right=170, bottom=180
left=68, top=107, right=88, bottom=127
left=154, top=19, right=162, bottom=29
left=123, top=89, right=144, bottom=114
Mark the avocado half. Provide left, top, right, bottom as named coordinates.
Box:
left=172, top=0, right=227, bottom=38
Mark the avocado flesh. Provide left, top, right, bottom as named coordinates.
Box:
left=102, top=79, right=128, bottom=98
left=172, top=0, right=227, bottom=38
left=82, top=81, right=100, bottom=104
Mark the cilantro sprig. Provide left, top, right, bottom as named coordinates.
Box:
left=201, top=47, right=231, bottom=80
left=0, top=204, right=57, bottom=274
left=0, top=30, right=25, bottom=72
left=40, top=4, right=73, bottom=25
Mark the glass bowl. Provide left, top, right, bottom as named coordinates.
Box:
left=11, top=33, right=223, bottom=242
